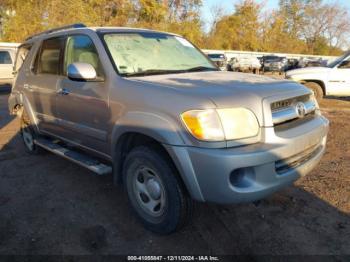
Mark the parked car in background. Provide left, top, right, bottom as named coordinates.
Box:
left=286, top=58, right=299, bottom=71
left=228, top=56, right=261, bottom=74
left=262, top=55, right=288, bottom=74
left=9, top=24, right=329, bottom=234
left=0, top=43, right=20, bottom=87
left=207, top=53, right=228, bottom=71
left=286, top=51, right=350, bottom=100
left=298, top=57, right=325, bottom=68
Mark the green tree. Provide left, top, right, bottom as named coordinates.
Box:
left=207, top=0, right=261, bottom=51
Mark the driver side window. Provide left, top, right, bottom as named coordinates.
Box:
left=64, top=35, right=103, bottom=77
left=338, top=59, right=350, bottom=69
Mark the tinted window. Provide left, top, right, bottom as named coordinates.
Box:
left=208, top=54, right=225, bottom=59
left=0, top=51, right=12, bottom=64
left=64, top=35, right=103, bottom=77
left=37, top=37, right=65, bottom=75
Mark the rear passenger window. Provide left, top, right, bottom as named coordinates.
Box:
left=64, top=35, right=103, bottom=77
left=0, top=51, right=12, bottom=64
left=36, top=37, right=65, bottom=75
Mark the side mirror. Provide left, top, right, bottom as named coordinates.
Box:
left=338, top=60, right=350, bottom=69
left=67, top=62, right=97, bottom=81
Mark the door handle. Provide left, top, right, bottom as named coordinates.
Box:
left=57, top=88, right=70, bottom=95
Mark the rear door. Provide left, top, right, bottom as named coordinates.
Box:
left=327, top=58, right=350, bottom=96
left=22, top=36, right=66, bottom=134
left=55, top=34, right=110, bottom=155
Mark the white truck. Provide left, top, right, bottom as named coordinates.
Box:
left=286, top=51, right=350, bottom=100
left=228, top=56, right=261, bottom=74
left=0, top=42, right=20, bottom=87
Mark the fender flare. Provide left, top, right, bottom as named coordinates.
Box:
left=9, top=92, right=39, bottom=132
left=111, top=111, right=185, bottom=149
left=110, top=111, right=205, bottom=201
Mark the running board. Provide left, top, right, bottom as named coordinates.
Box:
left=34, top=138, right=112, bottom=175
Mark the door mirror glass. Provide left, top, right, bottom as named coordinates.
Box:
left=338, top=60, right=350, bottom=69
left=67, top=62, right=97, bottom=80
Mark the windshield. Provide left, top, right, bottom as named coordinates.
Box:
left=103, top=32, right=216, bottom=76
left=264, top=56, right=283, bottom=62
left=327, top=52, right=350, bottom=68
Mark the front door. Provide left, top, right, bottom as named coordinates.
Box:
left=55, top=34, right=110, bottom=155
left=327, top=59, right=350, bottom=96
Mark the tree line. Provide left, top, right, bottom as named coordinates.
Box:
left=0, top=0, right=349, bottom=55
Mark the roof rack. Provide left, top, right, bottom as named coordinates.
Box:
left=25, top=23, right=86, bottom=41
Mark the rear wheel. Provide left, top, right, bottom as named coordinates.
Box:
left=304, top=82, right=323, bottom=101
left=20, top=108, right=41, bottom=154
left=123, top=146, right=193, bottom=234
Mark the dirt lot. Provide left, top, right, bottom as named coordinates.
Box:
left=0, top=86, right=349, bottom=255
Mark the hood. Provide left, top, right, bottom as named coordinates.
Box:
left=128, top=71, right=310, bottom=127
left=286, top=66, right=331, bottom=76
left=128, top=71, right=310, bottom=126
left=129, top=71, right=308, bottom=105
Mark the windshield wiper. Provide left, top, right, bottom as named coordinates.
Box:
left=123, top=66, right=218, bottom=77
left=184, top=66, right=218, bottom=72
left=123, top=69, right=182, bottom=77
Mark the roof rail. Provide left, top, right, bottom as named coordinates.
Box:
left=25, top=23, right=86, bottom=41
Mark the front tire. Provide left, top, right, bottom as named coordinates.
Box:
left=304, top=82, right=323, bottom=101
left=123, top=146, right=193, bottom=234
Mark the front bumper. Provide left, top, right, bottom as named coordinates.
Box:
left=166, top=115, right=329, bottom=204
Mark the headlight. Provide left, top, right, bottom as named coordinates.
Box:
left=181, top=108, right=259, bottom=142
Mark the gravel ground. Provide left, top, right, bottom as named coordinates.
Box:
left=0, top=87, right=349, bottom=255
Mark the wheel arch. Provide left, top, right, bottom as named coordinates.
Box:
left=300, top=80, right=326, bottom=96
left=9, top=92, right=40, bottom=133
left=112, top=131, right=180, bottom=185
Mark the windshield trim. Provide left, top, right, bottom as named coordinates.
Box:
left=98, top=31, right=218, bottom=77
left=327, top=51, right=350, bottom=68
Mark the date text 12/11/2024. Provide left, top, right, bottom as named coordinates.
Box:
left=127, top=256, right=220, bottom=261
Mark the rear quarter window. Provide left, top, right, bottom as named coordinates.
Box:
left=15, top=45, right=32, bottom=72
left=35, top=37, right=65, bottom=75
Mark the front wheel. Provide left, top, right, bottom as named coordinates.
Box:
left=304, top=82, right=323, bottom=101
left=123, top=146, right=193, bottom=234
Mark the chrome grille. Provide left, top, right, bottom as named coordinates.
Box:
left=271, top=94, right=316, bottom=126
left=271, top=94, right=310, bottom=112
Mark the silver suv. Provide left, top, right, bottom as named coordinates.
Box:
left=8, top=24, right=329, bottom=234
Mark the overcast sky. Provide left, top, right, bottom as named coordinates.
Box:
left=202, top=0, right=350, bottom=31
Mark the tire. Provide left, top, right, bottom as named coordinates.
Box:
left=123, top=145, right=193, bottom=234
left=304, top=82, right=323, bottom=101
left=20, top=108, right=41, bottom=154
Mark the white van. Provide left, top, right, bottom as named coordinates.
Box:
left=0, top=42, right=20, bottom=86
